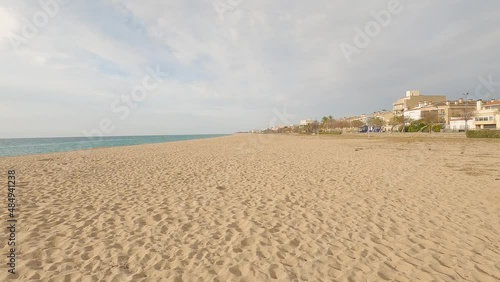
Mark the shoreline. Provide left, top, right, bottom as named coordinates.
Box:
left=0, top=134, right=232, bottom=159
left=2, top=131, right=499, bottom=160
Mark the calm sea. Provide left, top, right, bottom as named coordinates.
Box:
left=0, top=135, right=227, bottom=157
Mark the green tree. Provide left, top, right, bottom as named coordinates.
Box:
left=408, top=119, right=427, bottom=132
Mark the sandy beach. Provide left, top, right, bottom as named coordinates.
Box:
left=1, top=134, right=499, bottom=281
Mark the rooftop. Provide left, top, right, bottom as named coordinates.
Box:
left=484, top=100, right=500, bottom=106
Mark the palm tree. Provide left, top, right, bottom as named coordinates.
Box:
left=328, top=115, right=334, bottom=132
left=321, top=116, right=329, bottom=132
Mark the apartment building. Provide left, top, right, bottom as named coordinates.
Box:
left=372, top=110, right=394, bottom=130
left=474, top=100, right=500, bottom=129
left=420, top=99, right=477, bottom=125
left=392, top=90, right=446, bottom=115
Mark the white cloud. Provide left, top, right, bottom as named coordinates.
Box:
left=1, top=0, right=500, bottom=137
left=0, top=6, right=19, bottom=41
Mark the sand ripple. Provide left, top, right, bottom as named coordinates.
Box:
left=0, top=134, right=499, bottom=281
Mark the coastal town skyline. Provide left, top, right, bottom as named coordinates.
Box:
left=258, top=89, right=500, bottom=132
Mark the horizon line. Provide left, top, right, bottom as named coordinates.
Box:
left=0, top=133, right=233, bottom=140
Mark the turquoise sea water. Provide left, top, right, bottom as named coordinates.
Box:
left=0, top=135, right=227, bottom=157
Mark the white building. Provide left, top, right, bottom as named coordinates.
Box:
left=403, top=108, right=421, bottom=121
left=299, top=119, right=314, bottom=126
left=449, top=118, right=474, bottom=131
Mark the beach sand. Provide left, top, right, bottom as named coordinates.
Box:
left=1, top=134, right=499, bottom=281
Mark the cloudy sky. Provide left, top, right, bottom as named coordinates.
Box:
left=1, top=0, right=500, bottom=137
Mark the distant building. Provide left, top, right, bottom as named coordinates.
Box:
left=372, top=110, right=393, bottom=130
left=270, top=125, right=286, bottom=131
left=420, top=99, right=477, bottom=126
left=403, top=101, right=436, bottom=121
left=401, top=99, right=477, bottom=130
left=372, top=110, right=393, bottom=121
left=403, top=107, right=423, bottom=121
left=359, top=114, right=368, bottom=124
left=450, top=118, right=474, bottom=131
left=484, top=99, right=500, bottom=110
left=474, top=100, right=500, bottom=129
left=392, top=90, right=446, bottom=115
left=299, top=119, right=314, bottom=126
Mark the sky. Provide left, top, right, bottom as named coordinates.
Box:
left=1, top=0, right=500, bottom=137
